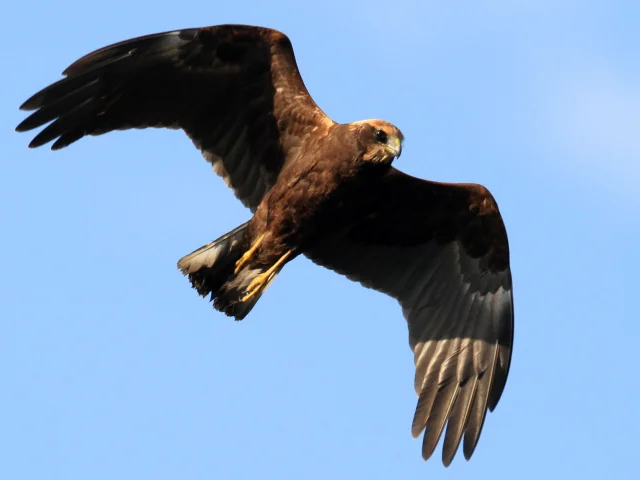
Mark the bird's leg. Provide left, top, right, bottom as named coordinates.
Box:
left=241, top=250, right=293, bottom=302
left=234, top=233, right=266, bottom=274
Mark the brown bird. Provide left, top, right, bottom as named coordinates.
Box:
left=16, top=24, right=514, bottom=466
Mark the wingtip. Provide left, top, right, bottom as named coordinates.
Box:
left=15, top=117, right=34, bottom=133
left=462, top=429, right=482, bottom=461
left=421, top=444, right=436, bottom=463
left=19, top=94, right=44, bottom=112
left=442, top=452, right=455, bottom=468
left=463, top=442, right=476, bottom=461
left=410, top=419, right=424, bottom=439
left=27, top=137, right=46, bottom=149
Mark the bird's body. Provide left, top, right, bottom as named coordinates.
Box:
left=17, top=24, right=514, bottom=466
left=185, top=119, right=404, bottom=317
left=251, top=121, right=397, bottom=253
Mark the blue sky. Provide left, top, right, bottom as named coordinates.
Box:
left=2, top=1, right=639, bottom=478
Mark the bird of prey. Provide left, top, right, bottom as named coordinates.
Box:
left=16, top=24, right=514, bottom=466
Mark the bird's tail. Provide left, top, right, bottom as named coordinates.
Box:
left=177, top=222, right=274, bottom=320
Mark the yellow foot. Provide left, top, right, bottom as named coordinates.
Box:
left=241, top=250, right=293, bottom=303
left=234, top=233, right=266, bottom=275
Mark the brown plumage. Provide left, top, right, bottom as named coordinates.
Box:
left=16, top=24, right=514, bottom=466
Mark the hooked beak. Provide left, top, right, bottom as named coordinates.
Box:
left=384, top=136, right=403, bottom=158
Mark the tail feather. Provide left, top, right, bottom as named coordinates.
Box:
left=177, top=222, right=276, bottom=320
left=177, top=222, right=249, bottom=299
left=213, top=267, right=277, bottom=320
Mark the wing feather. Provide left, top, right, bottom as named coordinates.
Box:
left=17, top=24, right=334, bottom=210
left=306, top=168, right=514, bottom=465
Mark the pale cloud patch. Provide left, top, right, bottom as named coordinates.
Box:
left=539, top=57, right=640, bottom=184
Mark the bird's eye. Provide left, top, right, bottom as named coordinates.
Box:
left=375, top=129, right=388, bottom=143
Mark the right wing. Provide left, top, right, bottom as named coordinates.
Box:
left=16, top=25, right=334, bottom=210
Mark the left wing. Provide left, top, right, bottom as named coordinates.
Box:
left=305, top=168, right=514, bottom=466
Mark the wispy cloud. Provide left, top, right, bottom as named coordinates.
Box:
left=537, top=56, right=640, bottom=183
left=562, top=69, right=638, bottom=160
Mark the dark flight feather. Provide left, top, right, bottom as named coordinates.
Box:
left=306, top=168, right=514, bottom=464
left=17, top=25, right=333, bottom=211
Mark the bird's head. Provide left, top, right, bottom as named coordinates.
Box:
left=353, top=119, right=404, bottom=165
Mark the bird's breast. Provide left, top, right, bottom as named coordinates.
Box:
left=262, top=158, right=383, bottom=250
